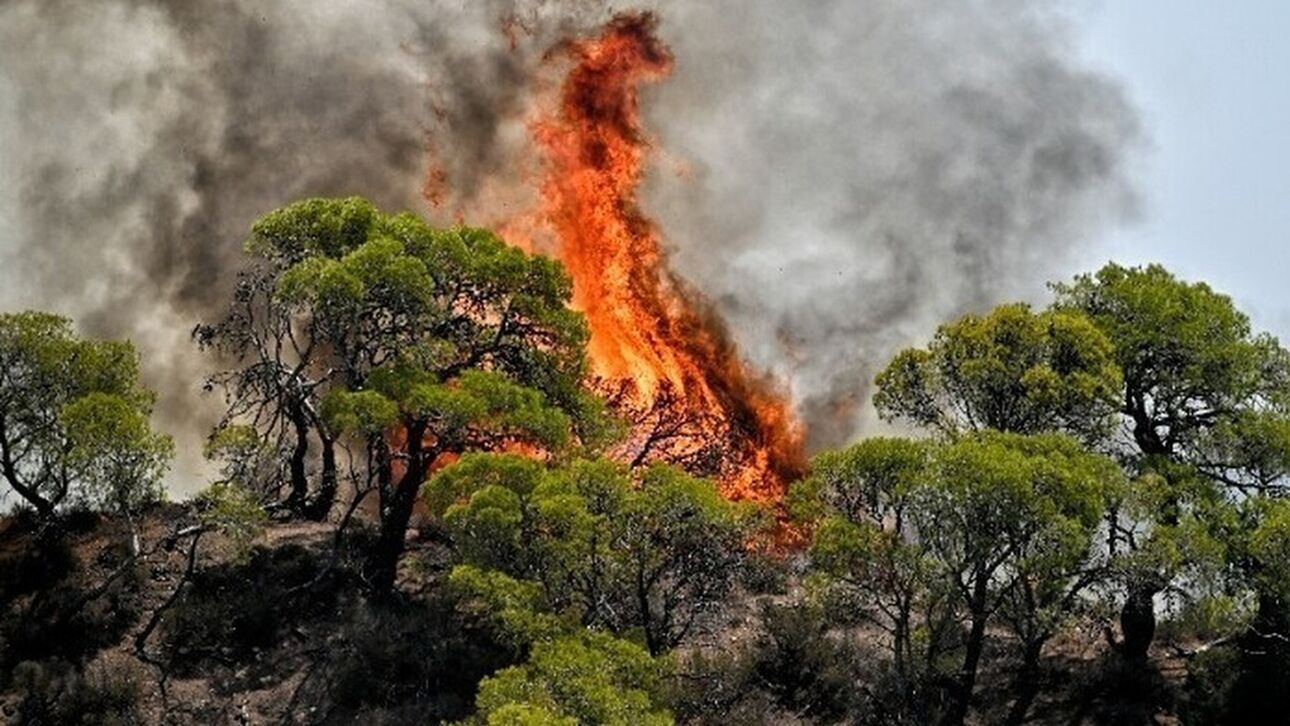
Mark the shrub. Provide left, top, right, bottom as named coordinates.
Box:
left=12, top=655, right=145, bottom=725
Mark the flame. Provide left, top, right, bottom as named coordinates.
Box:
left=424, top=13, right=805, bottom=502
left=525, top=13, right=804, bottom=502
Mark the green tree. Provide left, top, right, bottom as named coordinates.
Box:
left=202, top=198, right=610, bottom=593
left=428, top=455, right=763, bottom=655
left=874, top=303, right=1122, bottom=444
left=789, top=438, right=935, bottom=689
left=1053, top=263, right=1290, bottom=661
left=472, top=631, right=673, bottom=726
left=794, top=433, right=1117, bottom=726
left=197, top=197, right=418, bottom=518
left=0, top=312, right=171, bottom=520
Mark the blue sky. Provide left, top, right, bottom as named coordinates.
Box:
left=1074, top=1, right=1290, bottom=338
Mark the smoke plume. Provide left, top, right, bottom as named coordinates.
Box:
left=0, top=0, right=1138, bottom=492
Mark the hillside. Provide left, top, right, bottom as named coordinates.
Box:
left=0, top=505, right=1204, bottom=725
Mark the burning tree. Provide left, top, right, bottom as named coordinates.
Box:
left=201, top=197, right=611, bottom=592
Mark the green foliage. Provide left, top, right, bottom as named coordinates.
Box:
left=247, top=195, right=379, bottom=261
left=796, top=431, right=1119, bottom=722
left=789, top=437, right=928, bottom=525
left=427, top=455, right=764, bottom=654
left=253, top=197, right=599, bottom=440
left=327, top=368, right=573, bottom=452
left=207, top=196, right=613, bottom=590
left=1247, top=498, right=1290, bottom=604
left=195, top=481, right=269, bottom=557
left=874, top=303, right=1121, bottom=442
left=1052, top=262, right=1290, bottom=477
left=448, top=565, right=565, bottom=647
left=63, top=393, right=172, bottom=513
left=1054, top=263, right=1290, bottom=662
left=915, top=432, right=1115, bottom=558
left=472, top=632, right=673, bottom=726
left=0, top=311, right=171, bottom=517
left=321, top=388, right=400, bottom=435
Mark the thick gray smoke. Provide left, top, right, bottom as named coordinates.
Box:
left=0, top=0, right=1138, bottom=492
left=0, top=0, right=597, bottom=491
left=644, top=1, right=1140, bottom=448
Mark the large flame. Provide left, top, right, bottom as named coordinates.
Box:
left=430, top=13, right=805, bottom=502
left=530, top=13, right=803, bottom=502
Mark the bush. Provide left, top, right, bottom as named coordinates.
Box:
left=12, top=655, right=145, bottom=725
left=319, top=593, right=516, bottom=723
left=751, top=604, right=863, bottom=722
left=1157, top=594, right=1252, bottom=645
left=0, top=532, right=76, bottom=606
left=1179, top=646, right=1241, bottom=725
left=160, top=544, right=342, bottom=673
left=1, top=580, right=141, bottom=677
left=669, top=603, right=869, bottom=725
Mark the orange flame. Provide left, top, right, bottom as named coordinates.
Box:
left=526, top=13, right=804, bottom=502
left=423, top=13, right=805, bottom=503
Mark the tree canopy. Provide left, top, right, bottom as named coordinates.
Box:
left=874, top=302, right=1122, bottom=443
left=0, top=312, right=171, bottom=518
left=200, top=197, right=614, bottom=592
left=429, top=454, right=763, bottom=655
left=1053, top=263, right=1290, bottom=662
left=792, top=432, right=1120, bottom=725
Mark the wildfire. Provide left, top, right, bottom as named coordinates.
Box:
left=529, top=13, right=803, bottom=502
left=430, top=13, right=805, bottom=502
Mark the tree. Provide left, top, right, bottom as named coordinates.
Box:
left=196, top=263, right=332, bottom=518
left=427, top=455, right=764, bottom=655
left=874, top=302, right=1122, bottom=444
left=1053, top=263, right=1290, bottom=661
left=1190, top=494, right=1290, bottom=722
left=471, top=631, right=672, bottom=726
left=331, top=370, right=576, bottom=592
left=788, top=438, right=936, bottom=692
left=202, top=197, right=610, bottom=593
left=793, top=433, right=1118, bottom=726
left=0, top=312, right=171, bottom=521
left=196, top=197, right=393, bottom=519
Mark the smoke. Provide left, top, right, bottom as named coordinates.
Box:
left=0, top=0, right=599, bottom=491
left=641, top=1, right=1140, bottom=448
left=0, top=0, right=1138, bottom=491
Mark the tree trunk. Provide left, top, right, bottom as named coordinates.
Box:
left=942, top=579, right=990, bottom=726
left=0, top=420, right=56, bottom=518
left=285, top=405, right=310, bottom=513
left=1227, top=590, right=1290, bottom=723
left=893, top=616, right=910, bottom=683
left=365, top=423, right=428, bottom=595
left=1120, top=584, right=1157, bottom=663
left=304, top=436, right=337, bottom=521
left=1005, top=639, right=1046, bottom=726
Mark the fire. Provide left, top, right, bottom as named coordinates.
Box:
left=528, top=13, right=804, bottom=502
left=428, top=13, right=805, bottom=502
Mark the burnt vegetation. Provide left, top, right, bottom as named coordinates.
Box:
left=2, top=199, right=1290, bottom=724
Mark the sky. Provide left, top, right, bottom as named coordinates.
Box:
left=1073, top=0, right=1290, bottom=338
